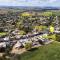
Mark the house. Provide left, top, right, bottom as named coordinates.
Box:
left=0, top=42, right=6, bottom=52
left=3, top=36, right=9, bottom=41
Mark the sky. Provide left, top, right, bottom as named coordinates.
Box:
left=0, top=0, right=60, bottom=7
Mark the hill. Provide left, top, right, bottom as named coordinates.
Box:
left=20, top=42, right=60, bottom=60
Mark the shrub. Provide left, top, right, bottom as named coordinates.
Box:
left=42, top=12, right=53, bottom=16
left=49, top=26, right=54, bottom=33
left=34, top=26, right=47, bottom=32
left=21, top=12, right=32, bottom=17
left=24, top=42, right=32, bottom=50
left=19, top=30, right=26, bottom=35
left=56, top=34, right=60, bottom=41
left=48, top=34, right=56, bottom=40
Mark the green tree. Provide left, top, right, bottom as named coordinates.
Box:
left=24, top=42, right=32, bottom=50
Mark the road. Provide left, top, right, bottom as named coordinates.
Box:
left=0, top=32, right=44, bottom=42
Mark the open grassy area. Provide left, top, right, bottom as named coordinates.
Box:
left=20, top=42, right=60, bottom=60
left=0, top=32, right=7, bottom=36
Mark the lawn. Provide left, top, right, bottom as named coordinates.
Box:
left=0, top=32, right=7, bottom=36
left=20, top=42, right=60, bottom=60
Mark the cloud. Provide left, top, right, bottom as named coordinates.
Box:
left=49, top=0, right=57, bottom=3
left=0, top=0, right=57, bottom=4
left=0, top=0, right=59, bottom=6
left=0, top=0, right=12, bottom=3
left=0, top=0, right=58, bottom=3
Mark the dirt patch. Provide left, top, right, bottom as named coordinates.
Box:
left=11, top=48, right=26, bottom=54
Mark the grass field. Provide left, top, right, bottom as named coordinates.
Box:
left=20, top=42, right=60, bottom=60
left=0, top=32, right=7, bottom=36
